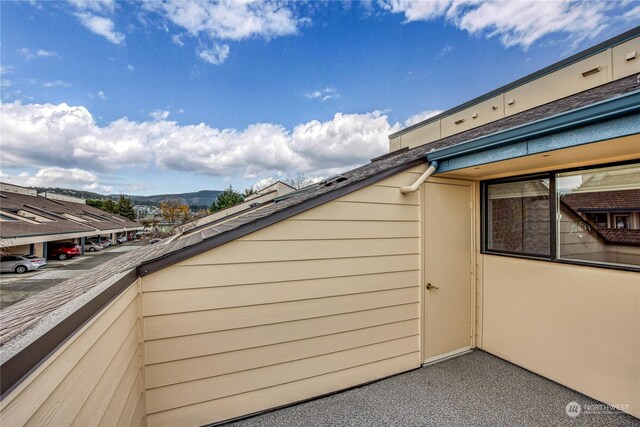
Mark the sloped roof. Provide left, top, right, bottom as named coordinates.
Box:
left=563, top=189, right=640, bottom=211
left=598, top=228, right=640, bottom=247
left=0, top=190, right=141, bottom=240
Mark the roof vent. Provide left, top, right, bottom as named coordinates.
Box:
left=321, top=175, right=348, bottom=187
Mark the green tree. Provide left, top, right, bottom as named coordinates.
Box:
left=243, top=187, right=257, bottom=198
left=115, top=195, right=136, bottom=220
left=210, top=185, right=244, bottom=213
left=102, top=199, right=117, bottom=214
left=86, top=199, right=104, bottom=209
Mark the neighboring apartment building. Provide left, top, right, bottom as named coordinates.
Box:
left=0, top=183, right=142, bottom=256
left=0, top=28, right=638, bottom=426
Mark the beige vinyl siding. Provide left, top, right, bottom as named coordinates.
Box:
left=0, top=282, right=145, bottom=427
left=481, top=255, right=640, bottom=418
left=141, top=166, right=426, bottom=426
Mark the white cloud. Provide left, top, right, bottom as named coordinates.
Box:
left=438, top=44, right=453, bottom=57
left=404, top=110, right=442, bottom=127
left=148, top=0, right=305, bottom=41
left=147, top=0, right=309, bottom=64
left=0, top=102, right=148, bottom=172
left=122, top=183, right=152, bottom=192
left=381, top=0, right=451, bottom=22
left=1, top=65, right=15, bottom=75
left=252, top=176, right=278, bottom=191
left=305, top=87, right=341, bottom=102
left=380, top=0, right=618, bottom=49
left=198, top=43, right=230, bottom=65
left=68, top=0, right=115, bottom=14
left=171, top=33, right=185, bottom=46
left=0, top=167, right=110, bottom=192
left=36, top=49, right=59, bottom=57
left=76, top=13, right=125, bottom=44
left=622, top=4, right=640, bottom=21
left=1, top=101, right=416, bottom=181
left=17, top=48, right=59, bottom=59
left=149, top=109, right=170, bottom=121
left=43, top=80, right=72, bottom=88
left=127, top=64, right=135, bottom=71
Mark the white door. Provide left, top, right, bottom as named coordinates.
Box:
left=423, top=179, right=474, bottom=363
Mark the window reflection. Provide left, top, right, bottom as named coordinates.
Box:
left=487, top=179, right=550, bottom=256
left=558, top=163, right=640, bottom=268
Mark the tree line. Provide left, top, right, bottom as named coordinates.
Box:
left=91, top=175, right=313, bottom=228
left=86, top=195, right=136, bottom=221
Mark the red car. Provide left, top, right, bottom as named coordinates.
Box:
left=48, top=242, right=81, bottom=260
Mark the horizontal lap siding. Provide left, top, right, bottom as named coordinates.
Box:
left=0, top=283, right=145, bottom=427
left=141, top=166, right=426, bottom=426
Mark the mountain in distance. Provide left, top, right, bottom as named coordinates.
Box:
left=122, top=190, right=223, bottom=208
left=33, top=187, right=223, bottom=209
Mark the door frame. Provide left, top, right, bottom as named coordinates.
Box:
left=420, top=176, right=477, bottom=365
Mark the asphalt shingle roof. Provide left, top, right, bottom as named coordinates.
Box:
left=0, top=190, right=140, bottom=240
left=563, top=189, right=640, bottom=211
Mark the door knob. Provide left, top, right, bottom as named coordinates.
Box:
left=426, top=283, right=439, bottom=290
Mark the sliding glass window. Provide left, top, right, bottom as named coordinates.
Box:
left=482, top=161, right=640, bottom=270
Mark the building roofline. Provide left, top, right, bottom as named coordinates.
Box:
left=138, top=158, right=425, bottom=276
left=390, top=25, right=640, bottom=140
left=427, top=89, right=640, bottom=164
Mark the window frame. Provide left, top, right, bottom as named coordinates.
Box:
left=480, top=160, right=640, bottom=273
left=481, top=173, right=553, bottom=259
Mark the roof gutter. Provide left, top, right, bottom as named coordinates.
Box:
left=426, top=89, right=640, bottom=166
left=400, top=160, right=439, bottom=193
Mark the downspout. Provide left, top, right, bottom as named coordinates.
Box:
left=400, top=160, right=439, bottom=193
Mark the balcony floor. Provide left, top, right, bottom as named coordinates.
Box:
left=228, top=350, right=638, bottom=427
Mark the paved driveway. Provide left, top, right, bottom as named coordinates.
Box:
left=0, top=242, right=143, bottom=309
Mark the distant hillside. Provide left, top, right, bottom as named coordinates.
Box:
left=32, top=187, right=223, bottom=208
left=122, top=190, right=223, bottom=208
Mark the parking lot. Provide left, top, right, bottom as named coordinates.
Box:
left=0, top=241, right=143, bottom=309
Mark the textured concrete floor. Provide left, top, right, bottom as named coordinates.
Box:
left=228, top=351, right=639, bottom=427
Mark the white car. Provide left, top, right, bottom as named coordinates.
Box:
left=85, top=241, right=104, bottom=252
left=116, top=235, right=128, bottom=244
left=0, top=254, right=47, bottom=274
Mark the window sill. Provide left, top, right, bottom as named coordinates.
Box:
left=481, top=250, right=640, bottom=273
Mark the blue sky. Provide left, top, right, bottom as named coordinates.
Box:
left=1, top=1, right=638, bottom=196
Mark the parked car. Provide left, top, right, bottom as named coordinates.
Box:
left=116, top=235, right=127, bottom=244
left=84, top=241, right=104, bottom=252
left=88, top=238, right=108, bottom=248
left=48, top=242, right=81, bottom=260
left=0, top=254, right=47, bottom=274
